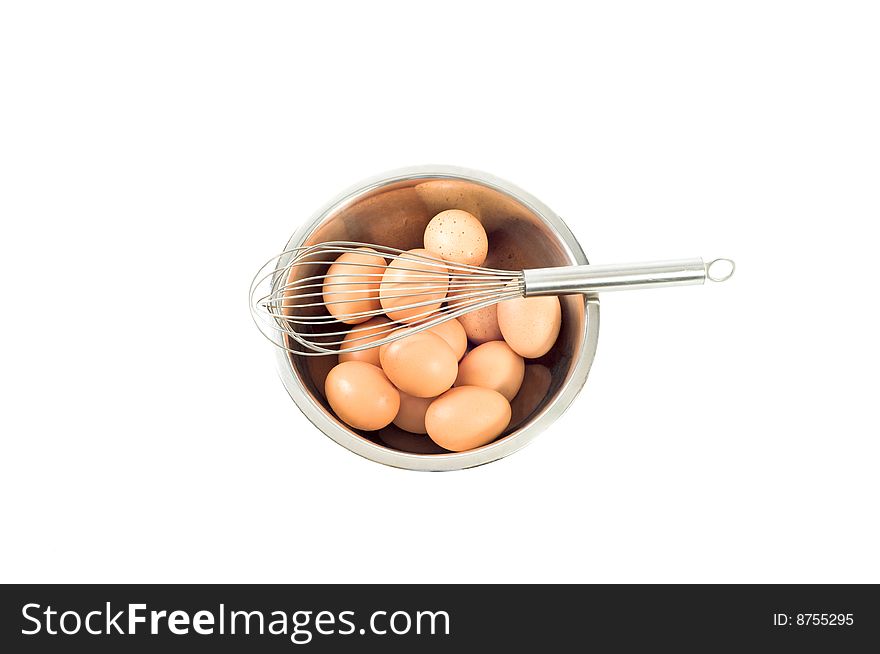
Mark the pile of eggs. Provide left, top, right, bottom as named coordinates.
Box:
left=322, top=209, right=562, bottom=452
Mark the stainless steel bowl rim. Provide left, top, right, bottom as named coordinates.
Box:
left=272, top=165, right=600, bottom=471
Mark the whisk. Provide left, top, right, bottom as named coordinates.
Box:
left=249, top=241, right=735, bottom=356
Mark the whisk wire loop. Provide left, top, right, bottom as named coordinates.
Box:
left=249, top=241, right=524, bottom=356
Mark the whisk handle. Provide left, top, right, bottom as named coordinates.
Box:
left=521, top=258, right=734, bottom=296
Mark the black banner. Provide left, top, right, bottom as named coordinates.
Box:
left=1, top=584, right=877, bottom=651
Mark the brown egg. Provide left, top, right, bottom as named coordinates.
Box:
left=425, top=386, right=511, bottom=452
left=458, top=303, right=503, bottom=344
left=455, top=341, right=525, bottom=401
left=325, top=361, right=400, bottom=431
left=379, top=331, right=458, bottom=398
left=392, top=390, right=434, bottom=434
left=322, top=248, right=387, bottom=325
left=423, top=209, right=488, bottom=267
left=446, top=273, right=504, bottom=344
left=378, top=424, right=450, bottom=454
left=426, top=318, right=468, bottom=360
left=497, top=296, right=562, bottom=358
left=338, top=316, right=393, bottom=367
left=379, top=248, right=448, bottom=323
left=509, top=364, right=553, bottom=429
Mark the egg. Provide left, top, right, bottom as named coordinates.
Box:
left=379, top=331, right=458, bottom=398
left=426, top=318, right=468, bottom=360
left=455, top=341, right=525, bottom=401
left=324, top=360, right=400, bottom=431
left=509, top=364, right=553, bottom=429
left=425, top=386, right=511, bottom=451
left=392, top=390, right=434, bottom=434
left=322, top=248, right=387, bottom=325
left=446, top=273, right=504, bottom=344
left=423, top=209, right=488, bottom=267
left=338, top=315, right=392, bottom=367
left=497, top=296, right=562, bottom=358
left=458, top=303, right=503, bottom=344
left=379, top=248, right=449, bottom=323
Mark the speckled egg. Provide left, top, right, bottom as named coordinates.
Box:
left=423, top=209, right=488, bottom=267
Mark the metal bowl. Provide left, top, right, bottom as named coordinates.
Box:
left=273, top=165, right=599, bottom=470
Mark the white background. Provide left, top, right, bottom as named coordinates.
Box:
left=2, top=1, right=878, bottom=583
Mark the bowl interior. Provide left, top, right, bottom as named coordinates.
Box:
left=288, top=176, right=586, bottom=455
